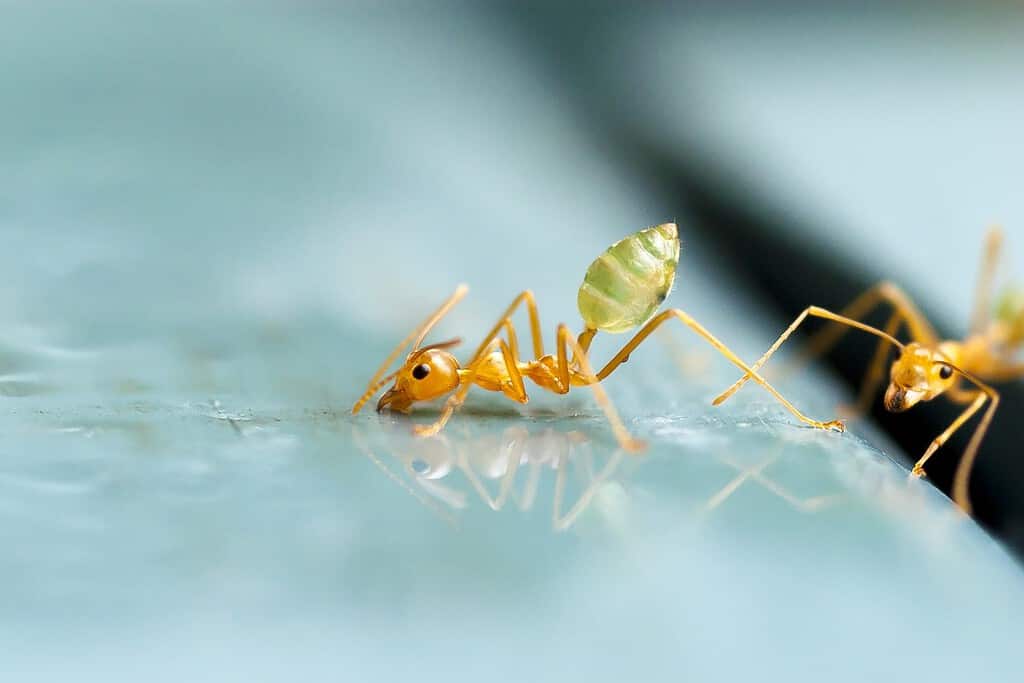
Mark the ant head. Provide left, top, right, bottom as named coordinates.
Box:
left=883, top=343, right=956, bottom=412
left=376, top=339, right=462, bottom=413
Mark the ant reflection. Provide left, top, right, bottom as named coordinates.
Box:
left=704, top=449, right=842, bottom=513
left=359, top=425, right=625, bottom=532
left=356, top=424, right=841, bottom=531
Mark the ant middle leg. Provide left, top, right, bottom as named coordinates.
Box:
left=913, top=371, right=999, bottom=514
left=597, top=309, right=844, bottom=431
left=466, top=290, right=546, bottom=363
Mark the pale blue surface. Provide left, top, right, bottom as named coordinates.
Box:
left=2, top=3, right=1022, bottom=681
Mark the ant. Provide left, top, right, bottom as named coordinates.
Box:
left=713, top=227, right=1023, bottom=513
left=352, top=223, right=843, bottom=450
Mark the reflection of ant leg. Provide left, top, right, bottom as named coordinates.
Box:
left=704, top=456, right=776, bottom=512
left=554, top=325, right=645, bottom=451
left=708, top=453, right=841, bottom=513
left=457, top=427, right=527, bottom=511
left=970, top=227, right=1003, bottom=334
left=552, top=447, right=625, bottom=532
left=596, top=309, right=844, bottom=431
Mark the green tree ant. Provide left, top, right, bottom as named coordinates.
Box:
left=714, top=228, right=1022, bottom=513
left=352, top=223, right=843, bottom=451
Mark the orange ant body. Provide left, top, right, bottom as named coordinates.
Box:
left=715, top=228, right=1022, bottom=513
left=352, top=224, right=843, bottom=451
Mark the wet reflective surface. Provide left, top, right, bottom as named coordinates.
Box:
left=4, top=392, right=1023, bottom=681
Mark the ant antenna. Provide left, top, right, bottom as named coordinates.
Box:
left=413, top=285, right=469, bottom=350
left=352, top=284, right=468, bottom=414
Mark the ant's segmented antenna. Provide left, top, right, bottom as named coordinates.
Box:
left=351, top=284, right=469, bottom=414
left=413, top=285, right=469, bottom=351
left=351, top=371, right=400, bottom=415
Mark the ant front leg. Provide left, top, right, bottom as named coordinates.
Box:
left=915, top=370, right=999, bottom=514
left=598, top=309, right=844, bottom=431
left=466, top=290, right=546, bottom=362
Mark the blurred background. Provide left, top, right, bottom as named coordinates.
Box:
left=2, top=2, right=1023, bottom=680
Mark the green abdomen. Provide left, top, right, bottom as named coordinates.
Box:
left=577, top=223, right=680, bottom=333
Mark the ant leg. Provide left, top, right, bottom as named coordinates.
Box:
left=414, top=333, right=527, bottom=438
left=953, top=388, right=999, bottom=514
left=412, top=291, right=547, bottom=436
left=352, top=284, right=469, bottom=414
left=712, top=307, right=904, bottom=408
left=554, top=324, right=645, bottom=452
left=913, top=369, right=999, bottom=514
left=467, top=290, right=546, bottom=363
left=912, top=392, right=986, bottom=477
left=970, top=226, right=1004, bottom=334
left=772, top=282, right=937, bottom=390
left=497, top=329, right=528, bottom=402
left=597, top=309, right=845, bottom=431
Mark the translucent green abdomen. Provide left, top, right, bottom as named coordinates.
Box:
left=577, top=223, right=680, bottom=333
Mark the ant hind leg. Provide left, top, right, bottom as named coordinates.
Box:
left=598, top=308, right=844, bottom=431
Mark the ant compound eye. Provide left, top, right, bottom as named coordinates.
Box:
left=412, top=364, right=431, bottom=380
left=938, top=365, right=954, bottom=380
